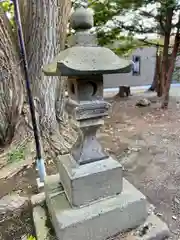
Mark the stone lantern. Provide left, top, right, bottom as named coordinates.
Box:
left=41, top=6, right=169, bottom=240
left=43, top=8, right=131, bottom=167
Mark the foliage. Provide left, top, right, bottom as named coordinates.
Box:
left=136, top=0, right=180, bottom=106
left=72, top=0, right=179, bottom=56
left=0, top=0, right=14, bottom=26
left=27, top=236, right=36, bottom=240
left=71, top=0, right=147, bottom=55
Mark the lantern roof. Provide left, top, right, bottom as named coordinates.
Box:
left=43, top=7, right=132, bottom=77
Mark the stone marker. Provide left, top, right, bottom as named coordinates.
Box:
left=38, top=4, right=170, bottom=240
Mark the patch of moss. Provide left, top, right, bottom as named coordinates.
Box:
left=7, top=145, right=26, bottom=164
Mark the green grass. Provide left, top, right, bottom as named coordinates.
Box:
left=7, top=145, right=26, bottom=164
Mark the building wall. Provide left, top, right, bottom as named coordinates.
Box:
left=173, top=56, right=180, bottom=82
left=103, top=47, right=157, bottom=88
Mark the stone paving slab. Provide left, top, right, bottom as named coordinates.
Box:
left=33, top=205, right=51, bottom=240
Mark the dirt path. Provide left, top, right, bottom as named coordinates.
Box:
left=99, top=94, right=180, bottom=239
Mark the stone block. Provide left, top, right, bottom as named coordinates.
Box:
left=134, top=214, right=171, bottom=240
left=57, top=154, right=123, bottom=207
left=44, top=174, right=63, bottom=199
left=45, top=176, right=148, bottom=240
left=122, top=214, right=171, bottom=240
left=33, top=206, right=51, bottom=240
left=31, top=192, right=45, bottom=207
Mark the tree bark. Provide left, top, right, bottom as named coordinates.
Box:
left=148, top=45, right=159, bottom=92
left=20, top=0, right=71, bottom=127
left=0, top=10, right=23, bottom=147
left=55, top=0, right=71, bottom=122
left=159, top=8, right=173, bottom=98
left=19, top=0, right=74, bottom=155
left=156, top=53, right=163, bottom=97
left=161, top=27, right=180, bottom=108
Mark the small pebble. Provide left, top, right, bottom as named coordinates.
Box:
left=172, top=215, right=177, bottom=220
left=174, top=196, right=180, bottom=204
left=156, top=212, right=163, bottom=217
left=148, top=204, right=156, bottom=215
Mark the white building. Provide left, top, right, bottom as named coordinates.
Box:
left=104, top=46, right=157, bottom=88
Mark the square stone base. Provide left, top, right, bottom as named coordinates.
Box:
left=45, top=175, right=148, bottom=240
left=57, top=154, right=123, bottom=207
left=33, top=205, right=171, bottom=240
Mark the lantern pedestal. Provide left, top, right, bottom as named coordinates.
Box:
left=33, top=176, right=170, bottom=240
left=57, top=154, right=123, bottom=207
left=45, top=171, right=147, bottom=240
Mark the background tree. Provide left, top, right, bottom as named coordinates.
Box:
left=0, top=4, right=23, bottom=148
left=118, top=0, right=180, bottom=107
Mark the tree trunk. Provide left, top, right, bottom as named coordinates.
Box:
left=0, top=10, right=24, bottom=147
left=159, top=35, right=170, bottom=96
left=156, top=53, right=163, bottom=97
left=21, top=0, right=60, bottom=129
left=55, top=0, right=71, bottom=122
left=148, top=76, right=156, bottom=92
left=19, top=0, right=74, bottom=155
left=148, top=46, right=159, bottom=92
left=161, top=30, right=180, bottom=108
left=22, top=0, right=70, bottom=120
left=159, top=8, right=173, bottom=98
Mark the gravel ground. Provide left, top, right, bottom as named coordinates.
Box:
left=99, top=92, right=180, bottom=239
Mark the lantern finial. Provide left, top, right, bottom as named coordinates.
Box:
left=70, top=7, right=94, bottom=31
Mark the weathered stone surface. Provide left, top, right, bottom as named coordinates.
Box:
left=68, top=31, right=97, bottom=47
left=71, top=124, right=109, bottom=165
left=33, top=206, right=51, bottom=240
left=69, top=100, right=110, bottom=120
left=57, top=155, right=123, bottom=207
left=33, top=205, right=170, bottom=240
left=66, top=76, right=104, bottom=103
left=43, top=46, right=132, bottom=76
left=45, top=177, right=147, bottom=240
left=70, top=7, right=94, bottom=30
left=31, top=192, right=45, bottom=207
left=122, top=214, right=171, bottom=240
left=0, top=194, right=28, bottom=215
left=44, top=175, right=64, bottom=202
left=136, top=214, right=170, bottom=239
